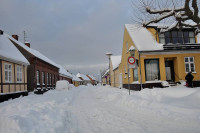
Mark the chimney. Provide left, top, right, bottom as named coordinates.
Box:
left=0, top=29, right=3, bottom=35
left=25, top=42, right=30, bottom=48
left=12, top=35, right=18, bottom=41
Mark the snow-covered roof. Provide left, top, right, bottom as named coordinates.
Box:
left=125, top=24, right=163, bottom=51
left=102, top=69, right=109, bottom=78
left=6, top=34, right=59, bottom=68
left=0, top=32, right=29, bottom=65
left=87, top=75, right=96, bottom=81
left=72, top=74, right=82, bottom=82
left=58, top=65, right=73, bottom=78
left=76, top=73, right=90, bottom=81
left=111, top=55, right=121, bottom=70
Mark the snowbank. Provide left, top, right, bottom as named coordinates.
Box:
left=56, top=80, right=70, bottom=90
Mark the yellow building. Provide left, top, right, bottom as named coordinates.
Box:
left=0, top=29, right=29, bottom=101
left=110, top=55, right=122, bottom=88
left=120, top=24, right=200, bottom=90
left=101, top=69, right=109, bottom=85
left=72, top=74, right=82, bottom=87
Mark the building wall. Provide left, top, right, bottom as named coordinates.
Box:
left=73, top=81, right=80, bottom=87
left=59, top=75, right=72, bottom=84
left=0, top=60, right=28, bottom=94
left=121, top=26, right=200, bottom=85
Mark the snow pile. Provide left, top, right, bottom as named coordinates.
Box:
left=56, top=80, right=70, bottom=90
left=110, top=55, right=121, bottom=70
left=125, top=24, right=163, bottom=51
left=0, top=85, right=200, bottom=132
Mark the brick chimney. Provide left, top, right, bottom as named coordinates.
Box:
left=12, top=35, right=18, bottom=41
left=25, top=42, right=30, bottom=48
left=0, top=29, right=3, bottom=35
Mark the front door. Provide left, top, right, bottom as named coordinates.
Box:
left=165, top=60, right=175, bottom=81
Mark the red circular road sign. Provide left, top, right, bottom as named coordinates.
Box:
left=128, top=56, right=136, bottom=64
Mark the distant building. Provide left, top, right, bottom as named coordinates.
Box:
left=72, top=74, right=82, bottom=87
left=0, top=29, right=29, bottom=101
left=86, top=75, right=97, bottom=85
left=110, top=55, right=121, bottom=88
left=101, top=69, right=109, bottom=85
left=58, top=65, right=73, bottom=84
left=76, top=73, right=91, bottom=85
left=8, top=34, right=59, bottom=93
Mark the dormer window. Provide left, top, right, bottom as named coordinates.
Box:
left=159, top=30, right=195, bottom=44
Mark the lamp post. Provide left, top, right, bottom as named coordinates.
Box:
left=106, top=52, right=112, bottom=86
left=127, top=46, right=135, bottom=95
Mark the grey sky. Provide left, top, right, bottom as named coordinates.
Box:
left=0, top=0, right=133, bottom=77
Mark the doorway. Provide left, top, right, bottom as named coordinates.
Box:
left=165, top=60, right=175, bottom=81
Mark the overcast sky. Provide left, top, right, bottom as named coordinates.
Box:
left=0, top=0, right=133, bottom=78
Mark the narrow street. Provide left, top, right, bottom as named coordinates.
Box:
left=1, top=85, right=199, bottom=133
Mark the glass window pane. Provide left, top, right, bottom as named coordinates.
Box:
left=172, top=31, right=177, bottom=37
left=145, top=59, right=159, bottom=81
left=190, top=57, right=194, bottom=62
left=185, top=64, right=189, bottom=72
left=184, top=31, right=189, bottom=37
left=190, top=38, right=195, bottom=43
left=165, top=38, right=171, bottom=44
left=184, top=38, right=189, bottom=43
left=165, top=32, right=170, bottom=37
left=178, top=37, right=183, bottom=43
left=178, top=31, right=183, bottom=37
left=185, top=57, right=189, bottom=62
left=189, top=31, right=194, bottom=37
left=172, top=38, right=178, bottom=44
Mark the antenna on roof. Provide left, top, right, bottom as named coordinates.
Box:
left=23, top=30, right=27, bottom=43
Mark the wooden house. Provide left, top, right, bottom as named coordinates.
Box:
left=58, top=65, right=73, bottom=84
left=0, top=30, right=29, bottom=101
left=110, top=55, right=122, bottom=88
left=76, top=73, right=91, bottom=85
left=72, top=74, right=82, bottom=87
left=7, top=34, right=59, bottom=93
left=120, top=24, right=200, bottom=90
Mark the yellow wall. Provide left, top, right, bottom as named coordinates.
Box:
left=73, top=81, right=80, bottom=87
left=120, top=25, right=200, bottom=85
left=0, top=60, right=28, bottom=94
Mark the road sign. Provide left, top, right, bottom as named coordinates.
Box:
left=128, top=56, right=136, bottom=65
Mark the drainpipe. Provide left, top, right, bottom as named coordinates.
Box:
left=139, top=51, right=143, bottom=90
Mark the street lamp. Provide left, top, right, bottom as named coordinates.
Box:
left=106, top=52, right=112, bottom=86
left=129, top=46, right=135, bottom=56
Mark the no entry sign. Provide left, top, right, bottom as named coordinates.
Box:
left=128, top=56, right=136, bottom=65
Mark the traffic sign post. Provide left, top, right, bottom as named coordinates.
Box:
left=127, top=56, right=136, bottom=95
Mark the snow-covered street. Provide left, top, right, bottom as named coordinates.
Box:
left=1, top=85, right=200, bottom=133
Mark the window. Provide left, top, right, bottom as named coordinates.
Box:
left=47, top=73, right=49, bottom=85
left=124, top=65, right=127, bottom=78
left=184, top=57, right=195, bottom=73
left=145, top=59, right=160, bottom=81
left=17, top=66, right=22, bottom=82
left=134, top=68, right=138, bottom=81
left=36, top=70, right=40, bottom=85
left=42, top=72, right=45, bottom=85
left=4, top=63, right=12, bottom=83
left=160, top=30, right=195, bottom=44
left=50, top=74, right=52, bottom=85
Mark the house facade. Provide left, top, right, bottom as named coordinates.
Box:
left=120, top=24, right=200, bottom=90
left=58, top=65, right=73, bottom=84
left=72, top=74, right=82, bottom=87
left=110, top=56, right=122, bottom=88
left=77, top=73, right=91, bottom=85
left=0, top=30, right=29, bottom=101
left=8, top=34, right=59, bottom=93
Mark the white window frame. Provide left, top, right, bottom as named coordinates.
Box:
left=42, top=72, right=45, bottom=85
left=4, top=63, right=12, bottom=83
left=50, top=74, right=52, bottom=85
left=17, top=66, right=23, bottom=83
left=184, top=57, right=195, bottom=73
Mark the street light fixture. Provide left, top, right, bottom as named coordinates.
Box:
left=129, top=46, right=135, bottom=56
left=106, top=52, right=112, bottom=86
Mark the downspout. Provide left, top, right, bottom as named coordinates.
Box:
left=139, top=51, right=143, bottom=90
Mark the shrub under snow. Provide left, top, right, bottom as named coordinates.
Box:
left=56, top=80, right=70, bottom=90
